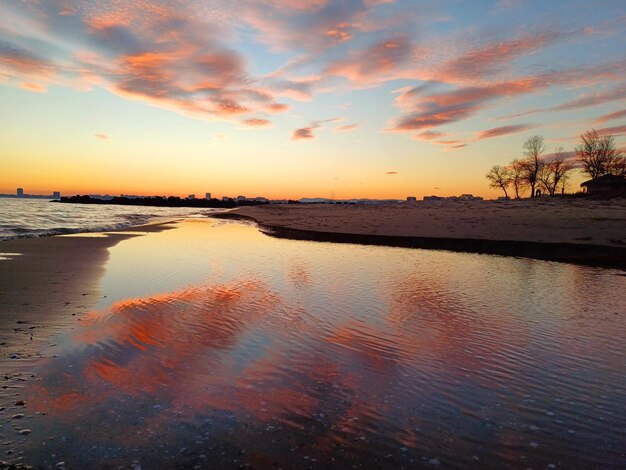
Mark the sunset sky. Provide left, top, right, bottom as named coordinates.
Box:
left=1, top=0, right=625, bottom=199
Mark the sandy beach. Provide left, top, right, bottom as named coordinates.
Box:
left=213, top=199, right=626, bottom=268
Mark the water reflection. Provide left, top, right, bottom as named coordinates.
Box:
left=12, top=220, right=626, bottom=469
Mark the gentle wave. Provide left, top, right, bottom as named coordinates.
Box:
left=0, top=198, right=214, bottom=240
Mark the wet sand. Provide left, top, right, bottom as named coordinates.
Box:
left=213, top=199, right=626, bottom=268
left=0, top=221, right=177, bottom=379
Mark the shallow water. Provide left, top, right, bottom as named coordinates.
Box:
left=0, top=198, right=212, bottom=240
left=6, top=219, right=626, bottom=468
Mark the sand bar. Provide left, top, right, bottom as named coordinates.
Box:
left=212, top=199, right=626, bottom=268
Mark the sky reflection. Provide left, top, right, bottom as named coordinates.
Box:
left=13, top=220, right=626, bottom=469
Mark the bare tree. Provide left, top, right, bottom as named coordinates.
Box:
left=522, top=135, right=545, bottom=197
left=486, top=165, right=513, bottom=199
left=576, top=129, right=625, bottom=179
left=608, top=150, right=626, bottom=177
left=539, top=147, right=574, bottom=196
left=509, top=158, right=526, bottom=199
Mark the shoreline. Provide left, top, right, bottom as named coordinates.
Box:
left=211, top=202, right=626, bottom=269
left=0, top=220, right=178, bottom=380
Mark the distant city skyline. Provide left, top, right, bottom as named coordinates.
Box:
left=1, top=1, right=625, bottom=199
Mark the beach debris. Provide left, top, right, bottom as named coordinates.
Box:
left=19, top=429, right=31, bottom=435
left=11, top=414, right=23, bottom=420
left=14, top=401, right=24, bottom=407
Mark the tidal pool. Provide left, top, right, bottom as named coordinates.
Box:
left=8, top=219, right=626, bottom=468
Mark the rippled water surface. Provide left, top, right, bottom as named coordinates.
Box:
left=10, top=219, right=626, bottom=468
left=0, top=198, right=212, bottom=240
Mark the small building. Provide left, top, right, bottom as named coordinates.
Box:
left=580, top=174, right=626, bottom=197
left=423, top=195, right=443, bottom=201
left=236, top=195, right=246, bottom=201
left=16, top=188, right=23, bottom=197
left=222, top=196, right=230, bottom=202
left=52, top=191, right=61, bottom=199
left=187, top=194, right=195, bottom=200
left=205, top=192, right=211, bottom=200
left=459, top=194, right=483, bottom=201
left=406, top=196, right=416, bottom=203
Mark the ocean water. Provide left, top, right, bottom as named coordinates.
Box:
left=0, top=198, right=214, bottom=240
left=4, top=219, right=625, bottom=469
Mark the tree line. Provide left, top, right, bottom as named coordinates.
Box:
left=486, top=129, right=625, bottom=199
left=57, top=195, right=269, bottom=208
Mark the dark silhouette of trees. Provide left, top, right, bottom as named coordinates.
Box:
left=509, top=158, right=525, bottom=198
left=486, top=165, right=513, bottom=199
left=58, top=195, right=267, bottom=208
left=576, top=129, right=626, bottom=179
left=538, top=147, right=574, bottom=196
left=521, top=135, right=545, bottom=197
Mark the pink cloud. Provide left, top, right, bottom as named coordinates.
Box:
left=503, top=83, right=626, bottom=119
left=437, top=32, right=559, bottom=83
left=596, top=109, right=626, bottom=124
left=598, top=124, right=626, bottom=136
left=474, top=123, right=535, bottom=140
left=412, top=131, right=447, bottom=141
left=19, top=81, right=47, bottom=93
left=334, top=124, right=358, bottom=132
left=325, top=36, right=416, bottom=85
left=291, top=127, right=316, bottom=140
left=95, top=133, right=109, bottom=140
left=389, top=61, right=626, bottom=134
left=241, top=118, right=271, bottom=127
left=290, top=117, right=340, bottom=140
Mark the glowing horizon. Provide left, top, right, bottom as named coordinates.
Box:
left=1, top=0, right=624, bottom=200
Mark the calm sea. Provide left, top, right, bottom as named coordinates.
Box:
left=0, top=198, right=213, bottom=240
left=3, top=218, right=624, bottom=469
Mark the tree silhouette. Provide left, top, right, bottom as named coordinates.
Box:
left=486, top=165, right=513, bottom=199
left=576, top=129, right=626, bottom=179
left=521, top=135, right=545, bottom=197
left=509, top=158, right=525, bottom=199
left=539, top=147, right=574, bottom=196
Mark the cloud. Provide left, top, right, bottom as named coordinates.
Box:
left=389, top=61, right=626, bottom=135
left=95, top=133, right=108, bottom=140
left=389, top=80, right=539, bottom=132
left=0, top=1, right=290, bottom=128
left=385, top=171, right=398, bottom=174
left=268, top=78, right=317, bottom=101
left=474, top=123, right=535, bottom=140
left=291, top=126, right=316, bottom=140
left=236, top=0, right=392, bottom=53
left=503, top=83, right=626, bottom=119
left=334, top=123, right=358, bottom=132
left=598, top=124, right=626, bottom=136
left=290, top=117, right=340, bottom=140
left=325, top=35, right=416, bottom=85
left=596, top=109, right=626, bottom=124
left=241, top=118, right=271, bottom=127
left=437, top=32, right=560, bottom=83
left=19, top=81, right=47, bottom=92
left=412, top=130, right=447, bottom=140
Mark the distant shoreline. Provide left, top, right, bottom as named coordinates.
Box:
left=211, top=202, right=626, bottom=270
left=56, top=195, right=271, bottom=209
